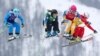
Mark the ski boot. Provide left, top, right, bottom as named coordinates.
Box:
left=46, top=31, right=52, bottom=38
left=51, top=31, right=58, bottom=37
left=63, top=32, right=72, bottom=37
left=69, top=37, right=81, bottom=44
left=15, top=35, right=20, bottom=39
left=46, top=35, right=52, bottom=38
left=63, top=32, right=73, bottom=40
left=15, top=33, right=20, bottom=39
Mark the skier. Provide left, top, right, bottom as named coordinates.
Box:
left=4, top=8, right=24, bottom=41
left=43, top=9, right=60, bottom=38
left=62, top=5, right=80, bottom=37
left=70, top=13, right=97, bottom=43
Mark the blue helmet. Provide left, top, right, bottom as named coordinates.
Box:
left=13, top=8, right=20, bottom=13
left=13, top=8, right=20, bottom=16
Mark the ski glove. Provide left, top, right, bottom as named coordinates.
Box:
left=4, top=23, right=11, bottom=27
left=21, top=24, right=24, bottom=28
left=45, top=28, right=47, bottom=32
left=94, top=30, right=97, bottom=33
left=61, top=20, right=65, bottom=24
left=57, top=30, right=60, bottom=33
left=87, top=21, right=91, bottom=25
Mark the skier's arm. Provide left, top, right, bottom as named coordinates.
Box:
left=82, top=18, right=95, bottom=31
left=61, top=11, right=67, bottom=24
left=43, top=16, right=48, bottom=26
left=85, top=22, right=95, bottom=31
left=18, top=15, right=24, bottom=25
left=43, top=18, right=47, bottom=26
left=43, top=12, right=50, bottom=26
left=85, top=20, right=97, bottom=33
left=4, top=12, right=10, bottom=25
left=63, top=11, right=67, bottom=20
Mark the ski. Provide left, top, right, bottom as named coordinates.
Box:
left=61, top=33, right=94, bottom=40
left=61, top=33, right=95, bottom=47
left=8, top=34, right=32, bottom=42
left=8, top=37, right=16, bottom=41
left=62, top=36, right=93, bottom=47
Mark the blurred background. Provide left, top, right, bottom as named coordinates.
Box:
left=0, top=0, right=100, bottom=56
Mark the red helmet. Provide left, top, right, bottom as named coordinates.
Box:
left=70, top=5, right=77, bottom=12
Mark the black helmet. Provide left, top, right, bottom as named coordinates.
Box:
left=51, top=9, right=58, bottom=15
left=47, top=9, right=52, bottom=12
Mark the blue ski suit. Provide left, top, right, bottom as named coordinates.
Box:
left=4, top=11, right=24, bottom=35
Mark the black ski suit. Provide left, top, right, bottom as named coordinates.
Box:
left=46, top=16, right=60, bottom=33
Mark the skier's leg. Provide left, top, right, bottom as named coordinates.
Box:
left=75, top=27, right=84, bottom=42
left=8, top=24, right=13, bottom=36
left=52, top=27, right=57, bottom=36
left=71, top=23, right=76, bottom=36
left=52, top=22, right=58, bottom=36
left=65, top=20, right=72, bottom=34
left=46, top=22, right=52, bottom=37
left=71, top=17, right=80, bottom=36
left=73, top=27, right=79, bottom=38
left=78, top=27, right=84, bottom=39
left=64, top=20, right=72, bottom=36
left=14, top=22, right=20, bottom=35
left=14, top=22, right=20, bottom=38
left=8, top=23, right=15, bottom=41
left=47, top=31, right=51, bottom=37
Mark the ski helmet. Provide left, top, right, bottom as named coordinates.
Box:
left=51, top=9, right=58, bottom=15
left=70, top=5, right=77, bottom=12
left=13, top=8, right=20, bottom=13
left=13, top=8, right=20, bottom=16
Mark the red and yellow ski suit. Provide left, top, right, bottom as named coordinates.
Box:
left=63, top=11, right=80, bottom=35
left=63, top=11, right=95, bottom=39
